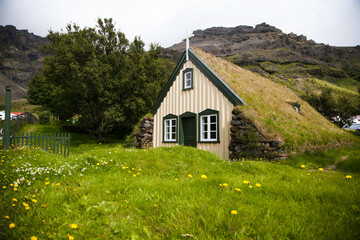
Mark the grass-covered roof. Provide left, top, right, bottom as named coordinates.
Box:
left=192, top=47, right=357, bottom=152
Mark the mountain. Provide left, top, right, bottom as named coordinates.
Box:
left=167, top=23, right=360, bottom=99
left=0, top=25, right=49, bottom=100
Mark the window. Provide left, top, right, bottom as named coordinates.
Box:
left=183, top=68, right=193, bottom=90
left=198, top=109, right=219, bottom=142
left=163, top=114, right=178, bottom=142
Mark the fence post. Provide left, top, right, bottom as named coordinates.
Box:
left=67, top=133, right=70, bottom=157
left=3, top=86, right=11, bottom=149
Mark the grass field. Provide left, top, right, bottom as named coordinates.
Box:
left=0, top=126, right=359, bottom=239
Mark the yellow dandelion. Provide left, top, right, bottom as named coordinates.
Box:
left=45, top=182, right=50, bottom=185
left=25, top=206, right=30, bottom=210
left=32, top=199, right=37, bottom=203
left=68, top=234, right=74, bottom=240
left=12, top=204, right=15, bottom=207
left=243, top=180, right=249, bottom=184
left=346, top=175, right=352, bottom=180
left=234, top=188, right=241, bottom=192
left=137, top=173, right=140, bottom=175
left=230, top=210, right=238, bottom=215
left=122, top=166, right=128, bottom=169
left=300, top=165, right=305, bottom=169
left=46, top=178, right=49, bottom=180
left=223, top=183, right=229, bottom=188
left=249, top=185, right=253, bottom=189
left=307, top=173, right=311, bottom=176
left=4, top=216, right=9, bottom=219
left=42, top=204, right=46, bottom=208
left=255, top=183, right=261, bottom=187
left=13, top=188, right=17, bottom=191
left=32, top=195, right=36, bottom=198
left=175, top=178, right=178, bottom=181
left=96, top=163, right=100, bottom=166
left=69, top=224, right=78, bottom=229
left=12, top=198, right=17, bottom=202
left=2, top=186, right=6, bottom=189
left=219, top=184, right=223, bottom=187
left=133, top=174, right=137, bottom=177
left=9, top=223, right=15, bottom=229
left=188, top=174, right=192, bottom=179
left=55, top=183, right=60, bottom=186
left=201, top=174, right=207, bottom=179
left=23, top=202, right=29, bottom=207
left=31, top=236, right=37, bottom=240
left=10, top=184, right=13, bottom=187
left=318, top=168, right=324, bottom=171
left=42, top=220, right=46, bottom=223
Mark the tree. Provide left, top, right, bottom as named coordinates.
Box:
left=27, top=18, right=174, bottom=142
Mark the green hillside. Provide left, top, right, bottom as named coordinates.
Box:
left=0, top=135, right=359, bottom=239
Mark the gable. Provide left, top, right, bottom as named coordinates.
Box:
left=151, top=49, right=246, bottom=115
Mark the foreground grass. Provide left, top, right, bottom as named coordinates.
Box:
left=0, top=143, right=359, bottom=239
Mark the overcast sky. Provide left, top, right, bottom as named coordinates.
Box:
left=0, top=0, right=359, bottom=48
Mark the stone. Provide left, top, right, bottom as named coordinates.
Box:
left=230, top=120, right=242, bottom=126
left=229, top=107, right=287, bottom=160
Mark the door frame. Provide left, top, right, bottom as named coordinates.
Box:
left=179, top=111, right=197, bottom=147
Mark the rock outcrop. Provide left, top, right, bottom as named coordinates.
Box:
left=0, top=25, right=49, bottom=100
left=167, top=23, right=360, bottom=83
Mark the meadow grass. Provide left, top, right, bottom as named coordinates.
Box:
left=0, top=141, right=359, bottom=239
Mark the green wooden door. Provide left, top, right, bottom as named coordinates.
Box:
left=181, top=117, right=197, bottom=147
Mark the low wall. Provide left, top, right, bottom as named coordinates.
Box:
left=135, top=116, right=154, bottom=149
left=229, top=108, right=287, bottom=160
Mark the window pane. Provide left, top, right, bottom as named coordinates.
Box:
left=202, top=116, right=207, bottom=124
left=210, top=115, right=216, bottom=123
left=172, top=133, right=176, bottom=139
left=203, top=124, right=208, bottom=131
left=202, top=132, right=208, bottom=139
left=210, top=132, right=216, bottom=139
left=210, top=123, right=216, bottom=131
left=172, top=119, right=176, bottom=126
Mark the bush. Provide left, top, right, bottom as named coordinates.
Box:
left=38, top=111, right=51, bottom=124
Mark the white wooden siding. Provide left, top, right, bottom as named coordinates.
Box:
left=153, top=60, right=234, bottom=159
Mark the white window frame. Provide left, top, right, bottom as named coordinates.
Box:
left=200, top=114, right=217, bottom=141
left=184, top=71, right=192, bottom=89
left=164, top=118, right=177, bottom=142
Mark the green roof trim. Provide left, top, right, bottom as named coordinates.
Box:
left=151, top=49, right=246, bottom=115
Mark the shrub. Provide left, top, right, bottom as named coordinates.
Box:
left=38, top=111, right=51, bottom=124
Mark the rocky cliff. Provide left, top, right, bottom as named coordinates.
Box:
left=0, top=25, right=49, bottom=100
left=168, top=23, right=360, bottom=97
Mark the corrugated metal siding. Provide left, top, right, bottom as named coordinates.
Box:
left=153, top=60, right=234, bottom=159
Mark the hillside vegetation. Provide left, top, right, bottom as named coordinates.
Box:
left=193, top=47, right=358, bottom=152
left=0, top=129, right=359, bottom=239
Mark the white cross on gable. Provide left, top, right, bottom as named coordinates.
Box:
left=186, top=29, right=194, bottom=61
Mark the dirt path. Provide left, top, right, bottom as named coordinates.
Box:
left=323, top=155, right=348, bottom=171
